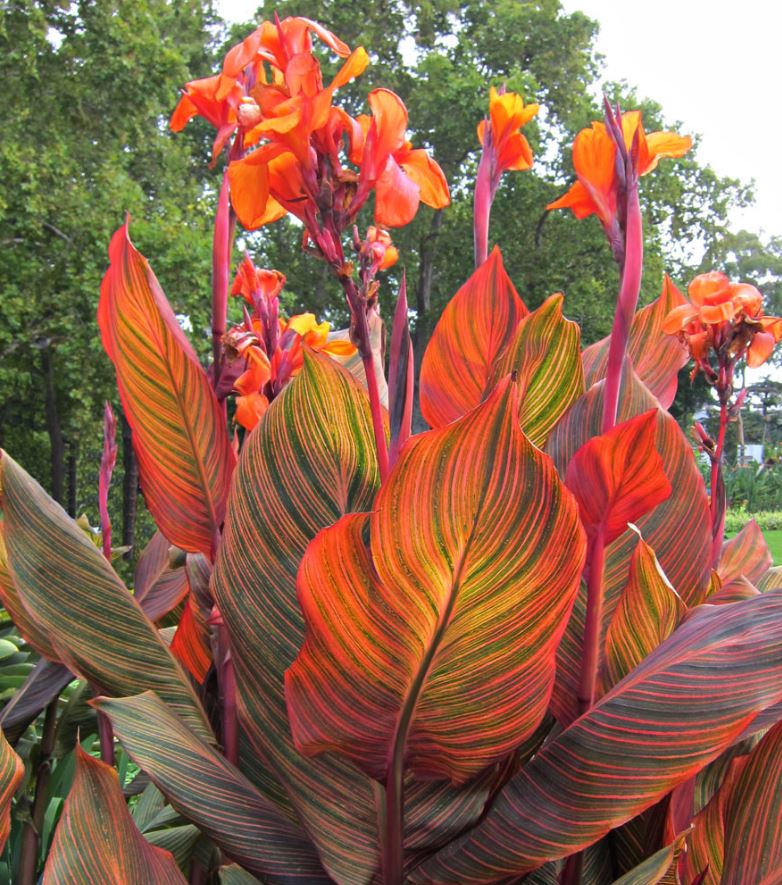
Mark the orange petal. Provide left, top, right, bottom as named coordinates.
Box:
left=760, top=316, right=782, bottom=341
left=321, top=339, right=358, bottom=357
left=661, top=303, right=700, bottom=335
left=291, top=17, right=351, bottom=58
left=399, top=149, right=450, bottom=210
left=221, top=27, right=264, bottom=85
left=642, top=131, right=693, bottom=175
left=730, top=282, right=762, bottom=317
left=572, top=123, right=617, bottom=225
left=496, top=132, right=533, bottom=172
left=700, top=301, right=736, bottom=325
left=367, top=88, right=408, bottom=160
left=374, top=156, right=420, bottom=227
left=170, top=94, right=198, bottom=132
left=235, top=392, right=269, bottom=432
left=748, top=331, right=775, bottom=367
left=547, top=180, right=598, bottom=220
left=228, top=154, right=273, bottom=230
left=688, top=271, right=730, bottom=307
left=330, top=46, right=369, bottom=90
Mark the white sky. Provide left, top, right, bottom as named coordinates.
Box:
left=561, top=0, right=779, bottom=239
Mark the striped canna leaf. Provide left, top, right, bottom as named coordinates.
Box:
left=722, top=719, right=782, bottom=883
left=285, top=376, right=585, bottom=785
left=602, top=527, right=686, bottom=691
left=43, top=745, right=186, bottom=884
left=0, top=451, right=212, bottom=743
left=96, top=692, right=331, bottom=883
left=491, top=293, right=584, bottom=447
left=419, top=246, right=527, bottom=428
left=212, top=351, right=382, bottom=884
left=582, top=275, right=689, bottom=409
left=0, top=727, right=23, bottom=853
left=609, top=830, right=689, bottom=885
left=97, top=221, right=235, bottom=559
left=547, top=367, right=711, bottom=724
left=413, top=590, right=782, bottom=883
left=718, top=519, right=772, bottom=588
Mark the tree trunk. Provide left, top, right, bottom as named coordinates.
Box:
left=121, top=412, right=138, bottom=559
left=41, top=345, right=65, bottom=505
left=412, top=209, right=444, bottom=431
left=66, top=440, right=77, bottom=517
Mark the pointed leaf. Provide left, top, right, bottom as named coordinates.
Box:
left=133, top=532, right=189, bottom=622
left=413, top=590, right=782, bottom=882
left=98, top=222, right=235, bottom=558
left=0, top=728, right=23, bottom=853
left=0, top=451, right=212, bottom=743
left=170, top=597, right=211, bottom=683
left=0, top=659, right=73, bottom=743
left=286, top=378, right=585, bottom=784
left=491, top=293, right=584, bottom=447
left=565, top=411, right=672, bottom=545
left=722, top=719, right=782, bottom=883
left=718, top=520, right=771, bottom=587
left=583, top=275, right=689, bottom=409
left=603, top=528, right=686, bottom=690
left=43, top=745, right=186, bottom=884
left=97, top=692, right=330, bottom=883
left=610, top=831, right=688, bottom=885
left=213, top=351, right=382, bottom=883
left=547, top=369, right=711, bottom=724
left=388, top=274, right=413, bottom=461
left=420, top=246, right=527, bottom=428
left=758, top=566, right=782, bottom=592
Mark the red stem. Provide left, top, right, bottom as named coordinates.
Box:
left=578, top=529, right=607, bottom=715
left=473, top=144, right=493, bottom=268
left=211, top=170, right=232, bottom=385
left=601, top=176, right=643, bottom=434
left=710, top=400, right=729, bottom=566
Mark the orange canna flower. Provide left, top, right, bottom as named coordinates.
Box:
left=231, top=257, right=286, bottom=305
left=358, top=89, right=450, bottom=227
left=663, top=271, right=782, bottom=370
left=477, top=86, right=538, bottom=173
left=547, top=111, right=692, bottom=226
left=365, top=226, right=399, bottom=270
left=170, top=75, right=244, bottom=163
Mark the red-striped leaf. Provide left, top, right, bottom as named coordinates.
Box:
left=43, top=745, right=186, bottom=884
left=602, top=527, right=686, bottom=691
left=419, top=247, right=527, bottom=428
left=708, top=574, right=760, bottom=605
left=582, top=275, right=688, bottom=409
left=0, top=451, right=212, bottom=743
left=0, top=513, right=59, bottom=660
left=0, top=659, right=73, bottom=744
left=133, top=532, right=189, bottom=622
left=96, top=692, right=330, bottom=883
left=491, top=293, right=584, bottom=447
left=722, top=719, right=782, bottom=883
left=413, top=590, right=782, bottom=883
left=611, top=831, right=689, bottom=885
left=718, top=520, right=771, bottom=587
left=547, top=369, right=711, bottom=724
left=758, top=566, right=782, bottom=592
left=286, top=376, right=585, bottom=784
left=212, top=351, right=382, bottom=883
left=98, top=221, right=235, bottom=558
left=170, top=597, right=211, bottom=682
left=0, top=728, right=23, bottom=853
left=565, top=411, right=672, bottom=545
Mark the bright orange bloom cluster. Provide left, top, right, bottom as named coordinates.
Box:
left=365, top=226, right=398, bottom=270
left=477, top=86, right=538, bottom=175
left=225, top=256, right=355, bottom=431
left=663, top=271, right=782, bottom=371
left=547, top=111, right=692, bottom=227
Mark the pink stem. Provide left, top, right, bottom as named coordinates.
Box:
left=601, top=176, right=643, bottom=434
left=211, top=169, right=232, bottom=386
left=473, top=146, right=493, bottom=268
left=710, top=401, right=729, bottom=566
left=220, top=633, right=238, bottom=766
left=578, top=528, right=607, bottom=715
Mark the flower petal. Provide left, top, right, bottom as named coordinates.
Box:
left=374, top=156, right=421, bottom=227
left=547, top=180, right=599, bottom=220
left=399, top=149, right=450, bottom=210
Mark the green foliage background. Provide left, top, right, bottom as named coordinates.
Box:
left=1, top=0, right=779, bottom=558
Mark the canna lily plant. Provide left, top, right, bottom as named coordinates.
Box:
left=1, top=14, right=782, bottom=885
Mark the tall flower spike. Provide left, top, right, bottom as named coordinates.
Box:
left=547, top=109, right=691, bottom=249
left=474, top=85, right=538, bottom=266
left=357, top=89, right=450, bottom=228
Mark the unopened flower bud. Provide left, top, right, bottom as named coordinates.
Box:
left=237, top=99, right=262, bottom=129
